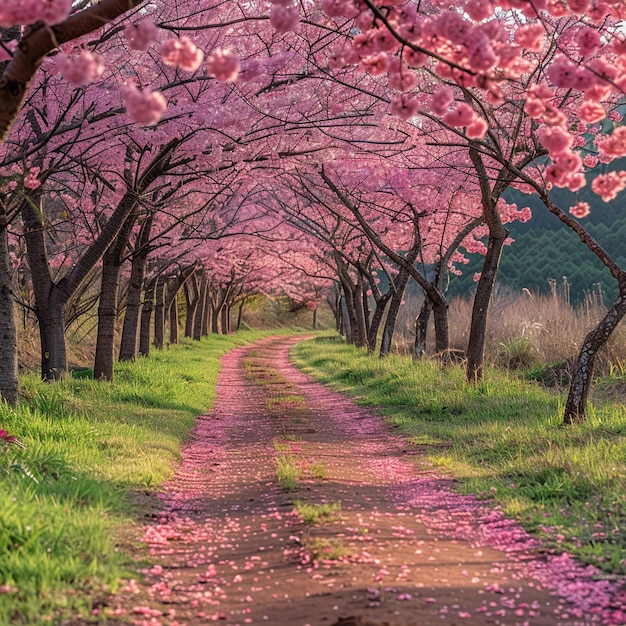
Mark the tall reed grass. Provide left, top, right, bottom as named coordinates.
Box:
left=393, top=284, right=626, bottom=376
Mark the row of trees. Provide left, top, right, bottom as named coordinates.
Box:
left=0, top=0, right=625, bottom=425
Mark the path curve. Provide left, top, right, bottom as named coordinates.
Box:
left=103, top=335, right=626, bottom=626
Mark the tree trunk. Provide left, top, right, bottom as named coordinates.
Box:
left=139, top=277, right=156, bottom=356
left=237, top=298, right=245, bottom=331
left=340, top=282, right=358, bottom=345
left=380, top=266, right=412, bottom=357
left=327, top=285, right=343, bottom=335
left=0, top=214, right=18, bottom=403
left=162, top=266, right=195, bottom=344
left=194, top=275, right=207, bottom=341
left=169, top=297, right=179, bottom=345
left=367, top=293, right=390, bottom=353
left=211, top=299, right=219, bottom=334
left=414, top=296, right=432, bottom=360
left=119, top=215, right=153, bottom=362
left=466, top=227, right=507, bottom=381
left=312, top=307, right=317, bottom=330
left=37, top=300, right=67, bottom=380
left=466, top=147, right=509, bottom=382
left=564, top=286, right=626, bottom=423
left=334, top=253, right=365, bottom=346
left=153, top=276, right=167, bottom=350
left=21, top=193, right=68, bottom=380
left=93, top=257, right=121, bottom=380
left=221, top=305, right=230, bottom=334
left=94, top=212, right=136, bottom=380
left=202, top=290, right=211, bottom=336
left=184, top=274, right=199, bottom=338
left=361, top=275, right=371, bottom=339
left=432, top=298, right=450, bottom=359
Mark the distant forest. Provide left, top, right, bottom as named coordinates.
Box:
left=448, top=179, right=626, bottom=305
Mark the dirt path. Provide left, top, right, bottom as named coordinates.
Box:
left=101, top=336, right=625, bottom=626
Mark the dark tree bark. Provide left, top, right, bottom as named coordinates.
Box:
left=94, top=211, right=137, bottom=380
left=367, top=292, right=390, bottom=353
left=183, top=272, right=199, bottom=338
left=414, top=296, right=432, bottom=360
left=163, top=265, right=195, bottom=345
left=119, top=215, right=154, bottom=361
left=564, top=286, right=626, bottom=423
left=169, top=297, right=179, bottom=345
left=326, top=283, right=343, bottom=335
left=193, top=275, right=207, bottom=341
left=212, top=283, right=233, bottom=334
left=379, top=239, right=421, bottom=357
left=335, top=254, right=367, bottom=348
left=0, top=211, right=18, bottom=403
left=466, top=148, right=510, bottom=382
left=221, top=305, right=230, bottom=335
left=139, top=277, right=156, bottom=356
left=236, top=298, right=246, bottom=331
left=380, top=266, right=412, bottom=357
left=153, top=276, right=167, bottom=350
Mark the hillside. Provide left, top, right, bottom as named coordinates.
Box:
left=448, top=181, right=626, bottom=304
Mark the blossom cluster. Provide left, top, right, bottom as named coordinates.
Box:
left=0, top=0, right=71, bottom=27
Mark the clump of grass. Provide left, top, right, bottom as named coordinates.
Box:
left=306, top=537, right=349, bottom=561
left=293, top=336, right=626, bottom=575
left=276, top=455, right=301, bottom=490
left=265, top=394, right=306, bottom=412
left=309, top=461, right=327, bottom=479
left=1, top=330, right=278, bottom=625
left=294, top=500, right=341, bottom=524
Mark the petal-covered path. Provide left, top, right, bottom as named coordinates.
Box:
left=104, top=336, right=626, bottom=626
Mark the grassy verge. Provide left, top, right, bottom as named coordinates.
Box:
left=0, top=331, right=282, bottom=625
left=292, top=335, right=626, bottom=575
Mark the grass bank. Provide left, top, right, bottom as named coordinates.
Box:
left=0, top=331, right=282, bottom=625
left=292, top=336, right=626, bottom=576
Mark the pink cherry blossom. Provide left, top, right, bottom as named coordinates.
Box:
left=124, top=19, right=159, bottom=52
left=441, top=103, right=476, bottom=128
left=591, top=171, right=626, bottom=202
left=583, top=154, right=599, bottom=168
left=515, top=24, right=545, bottom=51
left=579, top=101, right=606, bottom=124
left=466, top=117, right=488, bottom=139
left=390, top=94, right=419, bottom=121
left=160, top=38, right=204, bottom=72
left=55, top=50, right=105, bottom=88
left=23, top=167, right=41, bottom=190
left=0, top=0, right=71, bottom=26
left=429, top=86, right=454, bottom=116
left=569, top=201, right=591, bottom=218
left=206, top=48, right=240, bottom=82
left=536, top=125, right=574, bottom=156
left=121, top=84, right=167, bottom=126
left=387, top=58, right=417, bottom=92
left=596, top=126, right=626, bottom=159
left=270, top=5, right=300, bottom=34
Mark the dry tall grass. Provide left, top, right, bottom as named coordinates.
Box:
left=393, top=285, right=626, bottom=375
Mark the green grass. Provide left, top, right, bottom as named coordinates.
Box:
left=292, top=335, right=626, bottom=575
left=294, top=500, right=341, bottom=524
left=305, top=537, right=349, bottom=561
left=309, top=460, right=327, bottom=479
left=276, top=454, right=301, bottom=490
left=0, top=330, right=281, bottom=625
